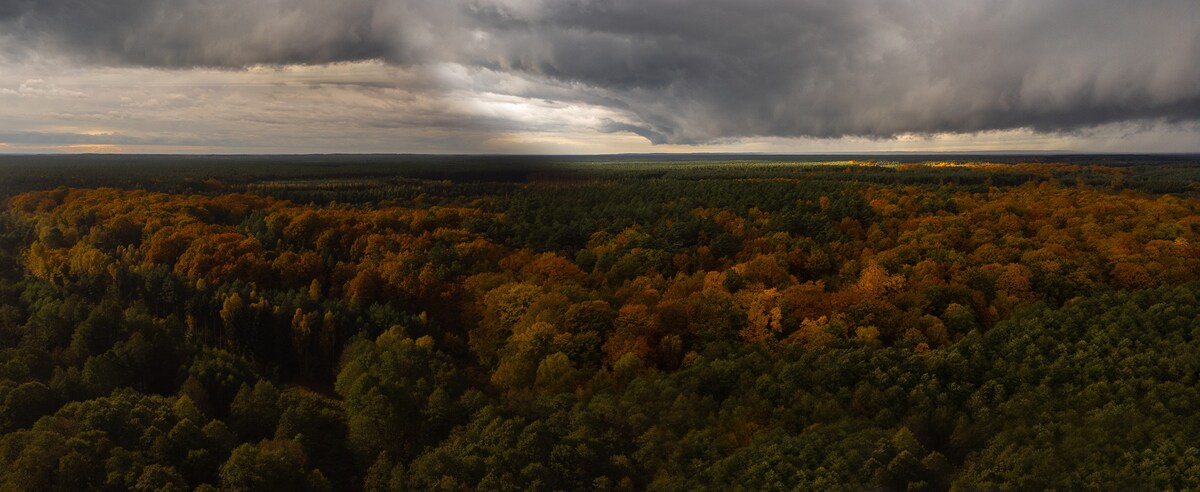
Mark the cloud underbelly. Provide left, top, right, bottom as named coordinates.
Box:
left=1, top=0, right=1197, bottom=146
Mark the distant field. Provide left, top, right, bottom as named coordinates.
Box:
left=1, top=153, right=1198, bottom=199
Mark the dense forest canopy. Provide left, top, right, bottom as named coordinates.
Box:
left=1, top=155, right=1200, bottom=490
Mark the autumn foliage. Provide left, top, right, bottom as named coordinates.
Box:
left=4, top=159, right=1200, bottom=490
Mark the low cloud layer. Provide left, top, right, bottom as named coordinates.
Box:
left=1, top=0, right=1198, bottom=149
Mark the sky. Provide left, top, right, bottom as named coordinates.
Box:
left=0, top=0, right=1197, bottom=154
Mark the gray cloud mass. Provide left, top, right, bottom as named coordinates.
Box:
left=1, top=0, right=1198, bottom=146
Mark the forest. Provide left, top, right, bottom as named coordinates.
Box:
left=2, top=155, right=1200, bottom=490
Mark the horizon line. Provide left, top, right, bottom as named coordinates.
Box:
left=2, top=150, right=1200, bottom=158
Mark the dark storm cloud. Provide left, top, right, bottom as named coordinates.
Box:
left=0, top=0, right=447, bottom=66
left=3, top=0, right=1198, bottom=144
left=479, top=0, right=1200, bottom=143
